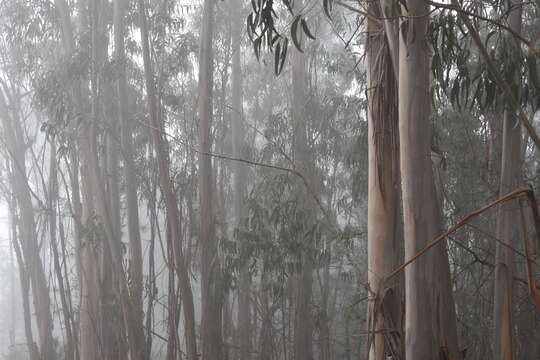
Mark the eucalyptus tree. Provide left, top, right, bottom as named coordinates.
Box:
left=0, top=75, right=55, bottom=360
left=113, top=0, right=145, bottom=358
left=137, top=0, right=198, bottom=359
left=365, top=1, right=402, bottom=358
left=395, top=0, right=464, bottom=357
left=230, top=0, right=252, bottom=358
left=3, top=0, right=540, bottom=359
left=493, top=2, right=524, bottom=359
left=198, top=0, right=224, bottom=357
left=291, top=10, right=315, bottom=360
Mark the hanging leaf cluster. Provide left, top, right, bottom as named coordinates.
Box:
left=247, top=0, right=319, bottom=75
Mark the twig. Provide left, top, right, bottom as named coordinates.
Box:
left=451, top=0, right=540, bottom=151
left=385, top=187, right=532, bottom=280
left=334, top=0, right=379, bottom=22
left=427, top=0, right=530, bottom=46
left=519, top=199, right=540, bottom=315
left=137, top=120, right=340, bottom=236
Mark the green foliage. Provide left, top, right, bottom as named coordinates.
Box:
left=430, top=5, right=540, bottom=113
left=223, top=171, right=330, bottom=296
left=247, top=0, right=318, bottom=74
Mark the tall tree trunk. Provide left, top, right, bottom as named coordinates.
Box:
left=259, top=283, right=274, bottom=360
left=113, top=0, right=145, bottom=358
left=432, top=151, right=463, bottom=360
left=366, top=1, right=402, bottom=359
left=52, top=2, right=102, bottom=358
left=13, top=227, right=41, bottom=360
left=291, top=13, right=314, bottom=360
left=103, top=55, right=127, bottom=360
left=198, top=0, right=223, bottom=357
left=230, top=0, right=251, bottom=358
left=137, top=1, right=198, bottom=359
left=0, top=86, right=55, bottom=360
left=7, top=191, right=39, bottom=360
left=398, top=0, right=441, bottom=357
left=49, top=140, right=76, bottom=360
left=8, top=196, right=16, bottom=349
left=145, top=177, right=157, bottom=360
left=87, top=2, right=145, bottom=359
left=318, top=262, right=332, bottom=360
left=493, top=3, right=523, bottom=359
left=344, top=313, right=352, bottom=360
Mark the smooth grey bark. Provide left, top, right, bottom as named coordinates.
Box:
left=99, top=10, right=127, bottom=357
left=395, top=2, right=462, bottom=358
left=198, top=0, right=223, bottom=357
left=291, top=15, right=314, bottom=360
left=230, top=0, right=251, bottom=358
left=48, top=140, right=76, bottom=360
left=432, top=151, right=463, bottom=360
left=318, top=263, right=332, bottom=360
left=493, top=4, right=523, bottom=359
left=11, top=214, right=40, bottom=360
left=8, top=199, right=16, bottom=349
left=258, top=283, right=274, bottom=360
left=398, top=0, right=440, bottom=357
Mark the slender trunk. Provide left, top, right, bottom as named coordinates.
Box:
left=259, top=284, right=273, bottom=360
left=344, top=313, right=351, bottom=360
left=166, top=222, right=179, bottom=360
left=103, top=77, right=126, bottom=360
left=432, top=151, right=463, bottom=359
left=88, top=2, right=144, bottom=359
left=230, top=0, right=251, bottom=358
left=198, top=0, right=223, bottom=358
left=52, top=2, right=102, bottom=358
left=145, top=183, right=157, bottom=360
left=49, top=140, right=76, bottom=360
left=113, top=0, right=145, bottom=358
left=7, top=191, right=39, bottom=360
left=493, top=4, right=523, bottom=359
left=0, top=88, right=55, bottom=360
left=137, top=1, right=198, bottom=359
left=291, top=12, right=314, bottom=360
left=13, top=229, right=41, bottom=360
left=318, top=263, right=331, bottom=360
left=488, top=112, right=503, bottom=183
left=58, top=201, right=79, bottom=360
left=8, top=196, right=16, bottom=348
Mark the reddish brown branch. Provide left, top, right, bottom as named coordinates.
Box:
left=520, top=199, right=540, bottom=316
left=385, top=187, right=532, bottom=280
left=386, top=186, right=540, bottom=316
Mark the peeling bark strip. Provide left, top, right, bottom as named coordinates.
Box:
left=365, top=0, right=402, bottom=359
